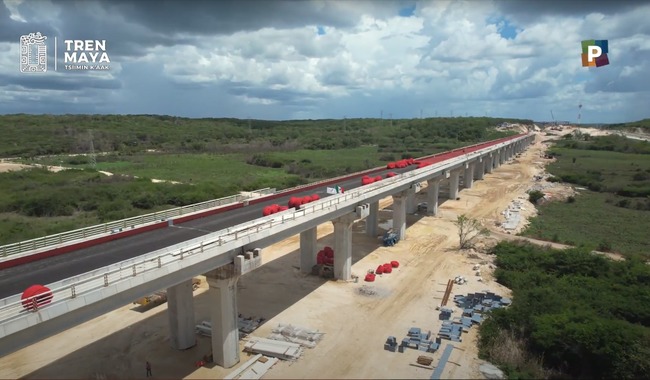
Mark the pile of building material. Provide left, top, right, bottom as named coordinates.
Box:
left=454, top=275, right=467, bottom=285
left=224, top=354, right=278, bottom=380
left=195, top=315, right=264, bottom=338
left=267, top=323, right=324, bottom=349
left=433, top=291, right=512, bottom=341
left=243, top=337, right=303, bottom=361
left=387, top=327, right=441, bottom=354
left=438, top=307, right=454, bottom=321
left=501, top=200, right=523, bottom=231
left=416, top=355, right=434, bottom=366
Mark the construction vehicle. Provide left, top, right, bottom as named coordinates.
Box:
left=133, top=277, right=202, bottom=307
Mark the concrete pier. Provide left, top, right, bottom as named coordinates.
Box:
left=206, top=266, right=240, bottom=369
left=333, top=213, right=357, bottom=281
left=167, top=279, right=196, bottom=350
left=464, top=163, right=474, bottom=189
left=366, top=201, right=379, bottom=237
left=485, top=155, right=493, bottom=174
left=299, top=227, right=317, bottom=273
left=406, top=187, right=417, bottom=214
left=392, top=192, right=407, bottom=239
left=474, top=159, right=485, bottom=180
left=449, top=170, right=460, bottom=199
left=427, top=178, right=441, bottom=216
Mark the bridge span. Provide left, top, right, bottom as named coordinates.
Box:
left=0, top=134, right=534, bottom=368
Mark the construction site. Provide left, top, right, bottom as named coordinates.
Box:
left=0, top=130, right=579, bottom=379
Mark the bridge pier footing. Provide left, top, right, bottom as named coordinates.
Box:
left=300, top=227, right=317, bottom=274
left=167, top=279, right=196, bottom=350
left=366, top=201, right=379, bottom=237
left=333, top=213, right=356, bottom=281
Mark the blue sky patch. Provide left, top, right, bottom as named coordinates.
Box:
left=398, top=4, right=415, bottom=17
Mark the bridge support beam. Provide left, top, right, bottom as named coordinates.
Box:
left=300, top=227, right=317, bottom=274
left=427, top=178, right=441, bottom=216
left=392, top=191, right=407, bottom=240
left=366, top=201, right=379, bottom=237
left=464, top=163, right=474, bottom=189
left=206, top=250, right=262, bottom=369
left=167, top=279, right=196, bottom=350
left=449, top=170, right=460, bottom=200
left=333, top=213, right=357, bottom=281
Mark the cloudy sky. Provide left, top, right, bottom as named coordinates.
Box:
left=1, top=0, right=649, bottom=123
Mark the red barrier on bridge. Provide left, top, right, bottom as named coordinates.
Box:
left=0, top=134, right=526, bottom=270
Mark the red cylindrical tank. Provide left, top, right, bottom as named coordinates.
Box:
left=383, top=264, right=393, bottom=273
left=365, top=273, right=376, bottom=282
left=376, top=265, right=384, bottom=275
left=374, top=176, right=382, bottom=182
left=391, top=260, right=400, bottom=268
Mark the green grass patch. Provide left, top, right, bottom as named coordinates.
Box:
left=520, top=191, right=650, bottom=258
left=547, top=147, right=650, bottom=195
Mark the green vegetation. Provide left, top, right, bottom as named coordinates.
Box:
left=605, top=118, right=650, bottom=133
left=522, top=191, right=649, bottom=258
left=0, top=114, right=528, bottom=157
left=0, top=115, right=530, bottom=245
left=478, top=241, right=650, bottom=379
left=521, top=134, right=650, bottom=258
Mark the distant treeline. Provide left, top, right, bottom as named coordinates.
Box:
left=0, top=114, right=531, bottom=157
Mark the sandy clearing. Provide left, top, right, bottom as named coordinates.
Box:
left=1, top=133, right=557, bottom=379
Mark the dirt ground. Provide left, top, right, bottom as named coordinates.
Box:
left=1, top=134, right=556, bottom=379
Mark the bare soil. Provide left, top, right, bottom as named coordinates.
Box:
left=0, top=134, right=573, bottom=379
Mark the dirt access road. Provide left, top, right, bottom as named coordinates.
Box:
left=1, top=134, right=548, bottom=379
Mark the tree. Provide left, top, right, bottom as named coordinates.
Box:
left=453, top=214, right=490, bottom=249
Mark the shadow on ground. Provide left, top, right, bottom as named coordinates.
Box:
left=23, top=189, right=452, bottom=379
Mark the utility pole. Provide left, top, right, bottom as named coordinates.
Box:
left=88, top=130, right=97, bottom=169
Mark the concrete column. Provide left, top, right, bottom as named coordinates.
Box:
left=500, top=150, right=505, bottom=165
left=206, top=266, right=241, bottom=369
left=449, top=170, right=460, bottom=199
left=406, top=188, right=417, bottom=214
left=167, top=279, right=196, bottom=350
left=366, top=201, right=379, bottom=237
left=464, top=163, right=474, bottom=189
left=474, top=158, right=485, bottom=180
left=333, top=213, right=356, bottom=281
left=485, top=155, right=493, bottom=174
left=427, top=178, right=441, bottom=216
left=300, top=227, right=317, bottom=273
left=392, top=192, right=407, bottom=240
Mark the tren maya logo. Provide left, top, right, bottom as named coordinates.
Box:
left=581, top=39, right=609, bottom=67
left=20, top=32, right=111, bottom=73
